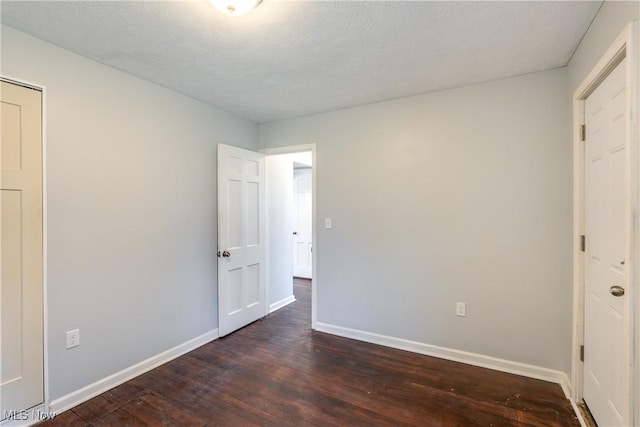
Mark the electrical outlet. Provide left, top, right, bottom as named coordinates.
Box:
left=456, top=302, right=466, bottom=317
left=66, top=329, right=80, bottom=349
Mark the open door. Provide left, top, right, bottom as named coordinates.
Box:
left=217, top=144, right=266, bottom=337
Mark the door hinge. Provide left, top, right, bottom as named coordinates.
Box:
left=580, top=235, right=586, bottom=252
left=580, top=124, right=586, bottom=142
left=580, top=345, right=584, bottom=362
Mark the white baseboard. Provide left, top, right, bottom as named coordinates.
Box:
left=315, top=322, right=572, bottom=397
left=558, top=374, right=572, bottom=400
left=269, top=295, right=296, bottom=313
left=48, top=329, right=218, bottom=415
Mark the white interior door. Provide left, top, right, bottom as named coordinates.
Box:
left=293, top=168, right=312, bottom=279
left=1, top=81, right=44, bottom=416
left=583, top=57, right=629, bottom=427
left=217, top=144, right=266, bottom=337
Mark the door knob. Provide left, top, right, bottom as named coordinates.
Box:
left=222, top=250, right=231, bottom=258
left=293, top=231, right=298, bottom=235
left=609, top=285, right=625, bottom=297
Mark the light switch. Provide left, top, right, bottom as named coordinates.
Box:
left=325, top=218, right=332, bottom=229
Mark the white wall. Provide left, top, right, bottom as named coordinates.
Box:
left=266, top=154, right=294, bottom=307
left=260, top=68, right=572, bottom=372
left=1, top=26, right=258, bottom=401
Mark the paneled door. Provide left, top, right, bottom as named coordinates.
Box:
left=1, top=80, right=44, bottom=416
left=217, top=144, right=266, bottom=337
left=293, top=168, right=312, bottom=279
left=583, top=57, right=629, bottom=427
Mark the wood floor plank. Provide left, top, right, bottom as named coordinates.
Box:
left=70, top=395, right=120, bottom=424
left=91, top=407, right=148, bottom=426
left=37, top=410, right=89, bottom=427
left=138, top=392, right=207, bottom=427
left=121, top=399, right=188, bottom=426
left=39, top=279, right=579, bottom=426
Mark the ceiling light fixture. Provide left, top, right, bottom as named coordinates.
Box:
left=209, top=0, right=262, bottom=16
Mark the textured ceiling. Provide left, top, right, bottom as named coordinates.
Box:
left=1, top=1, right=602, bottom=123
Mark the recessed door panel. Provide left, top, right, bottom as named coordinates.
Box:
left=246, top=264, right=260, bottom=307
left=228, top=180, right=242, bottom=249
left=1, top=102, right=22, bottom=170
left=228, top=268, right=243, bottom=314
left=246, top=181, right=259, bottom=246
left=2, top=190, right=24, bottom=383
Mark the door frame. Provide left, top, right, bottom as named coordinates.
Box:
left=0, top=75, right=49, bottom=420
left=260, top=144, right=317, bottom=329
left=570, top=22, right=638, bottom=425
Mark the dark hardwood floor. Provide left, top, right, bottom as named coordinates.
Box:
left=40, top=279, right=579, bottom=426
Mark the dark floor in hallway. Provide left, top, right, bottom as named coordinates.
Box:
left=39, top=278, right=579, bottom=426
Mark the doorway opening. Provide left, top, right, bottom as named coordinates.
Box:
left=263, top=144, right=317, bottom=330
left=292, top=154, right=312, bottom=280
